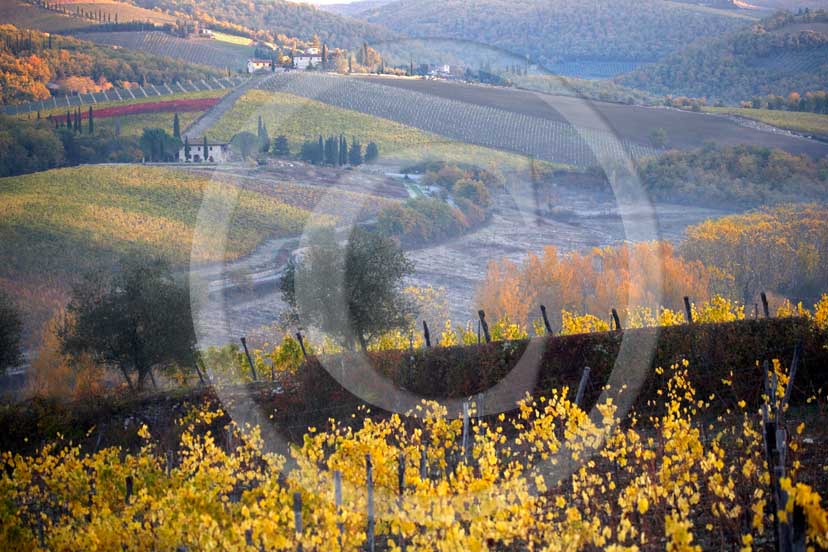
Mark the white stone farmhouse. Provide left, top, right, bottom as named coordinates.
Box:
left=179, top=140, right=230, bottom=163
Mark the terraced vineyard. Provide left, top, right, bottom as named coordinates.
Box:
left=72, top=31, right=252, bottom=70
left=256, top=73, right=658, bottom=168
left=3, top=76, right=246, bottom=116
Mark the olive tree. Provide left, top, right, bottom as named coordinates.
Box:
left=0, top=291, right=22, bottom=374
left=61, top=256, right=196, bottom=390
left=280, top=227, right=415, bottom=350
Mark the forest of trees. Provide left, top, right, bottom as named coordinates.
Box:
left=130, top=0, right=396, bottom=50
left=476, top=203, right=828, bottom=329
left=0, top=24, right=220, bottom=105
left=355, top=0, right=746, bottom=64
left=618, top=11, right=828, bottom=102
left=0, top=115, right=142, bottom=177
left=638, top=144, right=828, bottom=206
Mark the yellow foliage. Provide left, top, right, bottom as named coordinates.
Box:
left=692, top=295, right=745, bottom=324
left=2, top=362, right=827, bottom=549
left=561, top=310, right=610, bottom=335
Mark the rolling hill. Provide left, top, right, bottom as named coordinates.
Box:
left=617, top=10, right=828, bottom=102
left=0, top=24, right=222, bottom=105
left=129, top=0, right=398, bottom=50
left=350, top=0, right=755, bottom=67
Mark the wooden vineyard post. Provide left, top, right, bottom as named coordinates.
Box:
left=125, top=475, right=133, bottom=504
left=540, top=305, right=553, bottom=334
left=296, top=332, right=308, bottom=359
left=366, top=454, right=375, bottom=552
left=611, top=308, right=621, bottom=331
left=294, top=492, right=303, bottom=552
left=684, top=297, right=693, bottom=324
left=575, top=366, right=591, bottom=408
left=334, top=470, right=343, bottom=548
left=398, top=452, right=407, bottom=552
left=240, top=337, right=258, bottom=382
left=420, top=449, right=428, bottom=481
left=478, top=310, right=491, bottom=343
left=422, top=320, right=431, bottom=348
left=461, top=401, right=470, bottom=463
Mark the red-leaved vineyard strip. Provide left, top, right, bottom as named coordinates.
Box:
left=50, top=97, right=220, bottom=124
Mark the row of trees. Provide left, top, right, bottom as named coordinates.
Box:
left=476, top=203, right=828, bottom=331
left=744, top=90, right=828, bottom=114
left=298, top=135, right=378, bottom=166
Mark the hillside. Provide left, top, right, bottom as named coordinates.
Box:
left=129, top=0, right=397, bottom=50
left=0, top=24, right=221, bottom=104
left=618, top=10, right=828, bottom=102
left=352, top=0, right=754, bottom=66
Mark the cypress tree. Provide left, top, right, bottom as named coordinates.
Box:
left=173, top=112, right=180, bottom=139
left=203, top=136, right=208, bottom=161
left=88, top=106, right=93, bottom=134
left=65, top=110, right=71, bottom=128
left=184, top=136, right=190, bottom=161
left=349, top=137, right=362, bottom=166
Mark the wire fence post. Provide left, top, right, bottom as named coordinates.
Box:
left=296, top=332, right=308, bottom=359
left=683, top=296, right=693, bottom=324
left=611, top=308, right=621, bottom=331
left=366, top=454, right=375, bottom=552
left=477, top=310, right=491, bottom=343
left=540, top=304, right=553, bottom=334
left=240, top=336, right=258, bottom=382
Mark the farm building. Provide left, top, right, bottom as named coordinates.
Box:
left=247, top=59, right=273, bottom=73
left=179, top=141, right=230, bottom=163
left=293, top=50, right=322, bottom=70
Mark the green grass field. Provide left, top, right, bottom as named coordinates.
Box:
left=210, top=90, right=569, bottom=171
left=705, top=106, right=828, bottom=137
left=211, top=31, right=253, bottom=46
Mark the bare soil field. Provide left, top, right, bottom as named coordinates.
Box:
left=356, top=75, right=828, bottom=158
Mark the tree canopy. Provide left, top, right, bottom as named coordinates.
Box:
left=60, top=256, right=196, bottom=390
left=280, top=227, right=415, bottom=350
left=0, top=290, right=22, bottom=374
